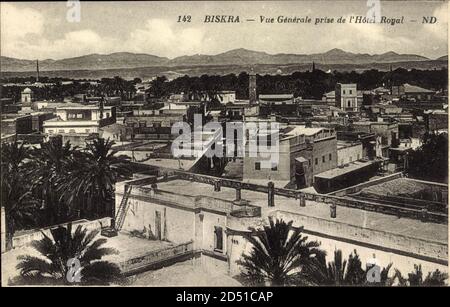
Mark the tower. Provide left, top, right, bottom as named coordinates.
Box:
left=21, top=88, right=33, bottom=104
left=249, top=69, right=257, bottom=105
left=21, top=87, right=33, bottom=113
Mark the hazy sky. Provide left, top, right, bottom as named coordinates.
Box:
left=1, top=1, right=448, bottom=60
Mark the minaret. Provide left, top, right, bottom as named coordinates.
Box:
left=36, top=60, right=40, bottom=83
left=389, top=64, right=393, bottom=94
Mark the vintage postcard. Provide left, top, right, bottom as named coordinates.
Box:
left=0, top=0, right=448, bottom=293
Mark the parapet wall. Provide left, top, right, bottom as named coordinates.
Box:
left=330, top=172, right=403, bottom=196
left=166, top=171, right=447, bottom=224
left=119, top=184, right=261, bottom=217
left=120, top=241, right=194, bottom=275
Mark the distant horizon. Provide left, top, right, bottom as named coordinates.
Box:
left=2, top=47, right=447, bottom=62
left=1, top=1, right=447, bottom=60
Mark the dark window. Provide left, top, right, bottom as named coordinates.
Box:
left=315, top=158, right=318, bottom=165
left=322, top=155, right=325, bottom=163
left=329, top=153, right=332, bottom=161
left=255, top=162, right=261, bottom=170
left=214, top=226, right=223, bottom=252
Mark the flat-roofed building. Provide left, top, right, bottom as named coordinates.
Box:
left=43, top=105, right=116, bottom=145
left=314, top=160, right=381, bottom=193
left=337, top=140, right=363, bottom=166
left=335, top=84, right=359, bottom=112
left=1, top=114, right=33, bottom=135
left=351, top=121, right=399, bottom=158
left=243, top=124, right=337, bottom=188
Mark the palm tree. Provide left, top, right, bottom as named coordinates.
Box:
left=393, top=264, right=448, bottom=286
left=30, top=137, right=78, bottom=225
left=61, top=137, right=130, bottom=219
left=298, top=249, right=393, bottom=286
left=238, top=217, right=322, bottom=286
left=1, top=141, right=39, bottom=250
left=13, top=223, right=122, bottom=285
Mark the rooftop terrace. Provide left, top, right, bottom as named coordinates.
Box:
left=123, top=176, right=447, bottom=245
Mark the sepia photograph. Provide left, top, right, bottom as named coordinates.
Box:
left=0, top=0, right=448, bottom=293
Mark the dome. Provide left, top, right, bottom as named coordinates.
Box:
left=22, top=87, right=32, bottom=93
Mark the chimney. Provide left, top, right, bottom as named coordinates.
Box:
left=249, top=69, right=257, bottom=105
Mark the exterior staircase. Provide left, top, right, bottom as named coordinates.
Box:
left=101, top=184, right=133, bottom=237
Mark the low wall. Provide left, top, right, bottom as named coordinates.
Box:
left=120, top=241, right=194, bottom=275
left=330, top=172, right=403, bottom=196
left=12, top=218, right=112, bottom=249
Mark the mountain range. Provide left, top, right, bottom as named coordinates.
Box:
left=1, top=48, right=446, bottom=72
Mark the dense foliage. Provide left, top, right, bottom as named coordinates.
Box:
left=1, top=76, right=138, bottom=102
left=1, top=137, right=131, bottom=250
left=157, top=68, right=447, bottom=100
left=408, top=132, right=448, bottom=183
left=2, top=68, right=446, bottom=102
